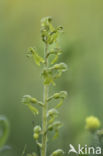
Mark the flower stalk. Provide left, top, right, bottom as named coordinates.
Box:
left=41, top=43, right=49, bottom=156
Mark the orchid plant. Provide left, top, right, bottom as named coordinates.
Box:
left=22, top=16, right=67, bottom=156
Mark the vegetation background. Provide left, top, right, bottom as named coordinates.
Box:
left=0, top=0, right=103, bottom=155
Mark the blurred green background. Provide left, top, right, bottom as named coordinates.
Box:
left=0, top=0, right=103, bottom=155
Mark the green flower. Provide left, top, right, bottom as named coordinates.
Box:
left=85, top=116, right=101, bottom=132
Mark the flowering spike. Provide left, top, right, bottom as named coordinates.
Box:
left=22, top=17, right=67, bottom=156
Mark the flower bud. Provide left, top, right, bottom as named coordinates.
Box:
left=22, top=95, right=32, bottom=104
left=33, top=125, right=41, bottom=133
left=85, top=116, right=100, bottom=132
left=53, top=63, right=67, bottom=71
left=33, top=133, right=39, bottom=140
left=53, top=93, right=60, bottom=99
left=31, top=98, right=37, bottom=103
left=47, top=109, right=58, bottom=117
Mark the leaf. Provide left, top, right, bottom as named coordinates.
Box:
left=21, top=144, right=27, bottom=156
left=0, top=116, right=9, bottom=149
left=27, top=104, right=39, bottom=115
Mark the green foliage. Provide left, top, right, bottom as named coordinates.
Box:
left=22, top=17, right=67, bottom=156
left=79, top=153, right=88, bottom=156
left=0, top=115, right=9, bottom=149
left=50, top=149, right=64, bottom=156
left=26, top=153, right=37, bottom=156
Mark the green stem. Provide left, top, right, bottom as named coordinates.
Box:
left=0, top=116, right=9, bottom=148
left=41, top=43, right=48, bottom=156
